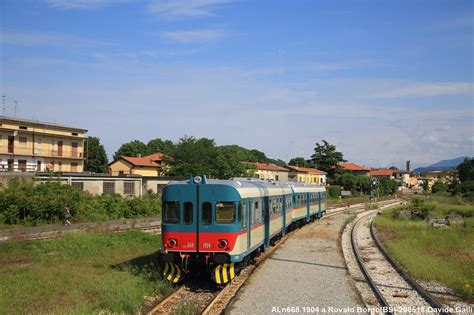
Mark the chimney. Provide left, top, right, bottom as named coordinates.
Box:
left=137, top=154, right=142, bottom=158
left=406, top=160, right=411, bottom=172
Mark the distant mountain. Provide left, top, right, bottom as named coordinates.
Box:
left=414, top=156, right=469, bottom=173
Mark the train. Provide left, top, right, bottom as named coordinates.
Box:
left=158, top=176, right=327, bottom=285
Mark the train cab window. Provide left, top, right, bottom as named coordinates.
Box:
left=163, top=201, right=180, bottom=223
left=202, top=202, right=212, bottom=225
left=216, top=202, right=236, bottom=224
left=183, top=202, right=193, bottom=225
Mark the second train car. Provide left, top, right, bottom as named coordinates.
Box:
left=159, top=176, right=326, bottom=284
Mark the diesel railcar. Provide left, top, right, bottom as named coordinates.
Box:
left=159, top=176, right=326, bottom=284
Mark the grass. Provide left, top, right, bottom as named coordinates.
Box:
left=374, top=201, right=474, bottom=301
left=0, top=231, right=172, bottom=314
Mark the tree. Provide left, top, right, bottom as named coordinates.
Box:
left=268, top=159, right=287, bottom=167
left=289, top=157, right=310, bottom=167
left=340, top=173, right=356, bottom=191
left=113, top=140, right=150, bottom=160
left=457, top=157, right=474, bottom=182
left=422, top=180, right=429, bottom=192
left=215, top=146, right=252, bottom=179
left=167, top=136, right=218, bottom=177
left=84, top=137, right=109, bottom=173
left=378, top=178, right=397, bottom=195
left=310, top=140, right=346, bottom=174
left=431, top=182, right=448, bottom=193
left=147, top=138, right=176, bottom=156
left=249, top=149, right=268, bottom=163
left=355, top=176, right=371, bottom=194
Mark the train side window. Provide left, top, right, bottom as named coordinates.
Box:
left=202, top=202, right=212, bottom=225
left=216, top=202, right=236, bottom=224
left=183, top=202, right=193, bottom=224
left=163, top=201, right=180, bottom=223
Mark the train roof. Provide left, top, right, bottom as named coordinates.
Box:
left=166, top=177, right=325, bottom=199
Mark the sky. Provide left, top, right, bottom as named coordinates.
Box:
left=1, top=0, right=473, bottom=169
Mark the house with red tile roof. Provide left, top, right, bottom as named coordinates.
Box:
left=285, top=165, right=327, bottom=185
left=369, top=169, right=395, bottom=179
left=241, top=162, right=289, bottom=181
left=337, top=162, right=371, bottom=176
left=108, top=153, right=167, bottom=176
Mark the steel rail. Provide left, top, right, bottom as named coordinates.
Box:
left=370, top=221, right=451, bottom=315
left=150, top=199, right=402, bottom=314
left=351, top=212, right=394, bottom=315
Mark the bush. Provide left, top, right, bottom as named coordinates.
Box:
left=432, top=182, right=448, bottom=193
left=0, top=177, right=162, bottom=225
left=328, top=186, right=341, bottom=198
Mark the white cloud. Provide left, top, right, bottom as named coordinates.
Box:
left=367, top=82, right=474, bottom=98
left=161, top=28, right=228, bottom=43
left=3, top=59, right=473, bottom=167
left=45, top=0, right=129, bottom=9
left=147, top=0, right=233, bottom=19
left=0, top=30, right=114, bottom=48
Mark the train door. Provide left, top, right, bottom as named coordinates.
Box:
left=263, top=196, right=270, bottom=248
left=247, top=202, right=251, bottom=249
left=304, top=193, right=311, bottom=222
left=282, top=195, right=286, bottom=235
left=318, top=192, right=322, bottom=218
left=181, top=184, right=198, bottom=251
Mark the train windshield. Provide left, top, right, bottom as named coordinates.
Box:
left=163, top=201, right=180, bottom=223
left=216, top=202, right=236, bottom=224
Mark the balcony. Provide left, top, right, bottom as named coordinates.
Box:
left=0, top=146, right=84, bottom=159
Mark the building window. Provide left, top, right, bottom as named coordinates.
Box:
left=123, top=182, right=135, bottom=195
left=18, top=160, right=27, bottom=172
left=19, top=137, right=27, bottom=147
left=19, top=126, right=28, bottom=130
left=58, top=162, right=62, bottom=172
left=71, top=182, right=84, bottom=191
left=37, top=161, right=41, bottom=172
left=275, top=175, right=279, bottom=181
left=71, top=163, right=78, bottom=172
left=157, top=184, right=166, bottom=196
left=103, top=182, right=115, bottom=194
left=72, top=132, right=78, bottom=136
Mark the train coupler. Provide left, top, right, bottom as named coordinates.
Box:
left=211, top=262, right=239, bottom=285
left=162, top=262, right=185, bottom=284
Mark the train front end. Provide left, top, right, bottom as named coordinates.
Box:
left=159, top=176, right=244, bottom=284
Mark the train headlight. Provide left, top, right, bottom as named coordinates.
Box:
left=218, top=239, right=228, bottom=249
left=167, top=238, right=177, bottom=248
left=193, top=176, right=202, bottom=184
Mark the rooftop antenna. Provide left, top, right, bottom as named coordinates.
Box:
left=2, top=96, right=5, bottom=115
left=14, top=101, right=17, bottom=117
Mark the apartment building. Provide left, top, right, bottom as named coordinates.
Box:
left=0, top=116, right=87, bottom=173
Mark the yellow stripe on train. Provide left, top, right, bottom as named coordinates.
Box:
left=215, top=264, right=222, bottom=284
left=214, top=262, right=236, bottom=284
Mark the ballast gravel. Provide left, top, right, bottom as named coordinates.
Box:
left=228, top=213, right=364, bottom=314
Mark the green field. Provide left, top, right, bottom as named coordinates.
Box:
left=0, top=231, right=171, bottom=314
left=374, top=196, right=474, bottom=301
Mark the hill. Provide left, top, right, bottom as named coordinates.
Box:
left=414, top=156, right=469, bottom=173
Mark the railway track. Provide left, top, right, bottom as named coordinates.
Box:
left=148, top=199, right=402, bottom=315
left=350, top=211, right=450, bottom=315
